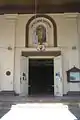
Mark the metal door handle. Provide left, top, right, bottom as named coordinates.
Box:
left=28, top=85, right=31, bottom=87
left=52, top=85, right=57, bottom=87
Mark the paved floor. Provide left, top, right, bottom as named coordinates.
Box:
left=68, top=104, right=80, bottom=120
left=0, top=95, right=80, bottom=119
left=0, top=95, right=80, bottom=102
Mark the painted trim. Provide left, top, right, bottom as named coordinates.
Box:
left=28, top=56, right=54, bottom=59
left=25, top=14, right=57, bottom=47
left=22, top=51, right=61, bottom=57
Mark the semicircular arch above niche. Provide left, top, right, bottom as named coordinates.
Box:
left=25, top=15, right=57, bottom=47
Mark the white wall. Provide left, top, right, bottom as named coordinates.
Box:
left=16, top=14, right=33, bottom=47
left=0, top=15, right=17, bottom=91
left=62, top=48, right=79, bottom=94
left=49, top=14, right=78, bottom=47
left=0, top=13, right=80, bottom=94
left=14, top=48, right=21, bottom=94
left=0, top=15, right=15, bottom=48
left=77, top=15, right=80, bottom=68
left=0, top=48, right=14, bottom=91
left=50, top=14, right=79, bottom=94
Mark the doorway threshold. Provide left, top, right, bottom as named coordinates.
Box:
left=28, top=94, right=54, bottom=98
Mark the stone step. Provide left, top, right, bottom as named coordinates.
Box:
left=67, top=91, right=80, bottom=96
left=0, top=91, right=16, bottom=96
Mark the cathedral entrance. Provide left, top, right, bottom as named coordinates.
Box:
left=28, top=58, right=54, bottom=96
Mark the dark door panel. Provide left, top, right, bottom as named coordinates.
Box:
left=28, top=59, right=54, bottom=95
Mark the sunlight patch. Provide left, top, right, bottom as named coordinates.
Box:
left=0, top=103, right=77, bottom=120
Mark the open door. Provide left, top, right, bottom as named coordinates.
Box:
left=54, top=55, right=63, bottom=96
left=20, top=56, right=29, bottom=96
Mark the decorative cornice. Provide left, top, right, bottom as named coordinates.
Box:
left=4, top=14, right=18, bottom=20
left=64, top=13, right=79, bottom=18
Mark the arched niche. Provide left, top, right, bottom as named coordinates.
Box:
left=25, top=15, right=57, bottom=47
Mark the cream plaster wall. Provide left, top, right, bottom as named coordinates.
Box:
left=15, top=13, right=80, bottom=94
left=0, top=15, right=16, bottom=91
left=0, top=13, right=80, bottom=94
left=0, top=48, right=14, bottom=91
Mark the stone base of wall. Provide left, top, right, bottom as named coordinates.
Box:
left=65, top=91, right=80, bottom=96
left=0, top=91, right=19, bottom=96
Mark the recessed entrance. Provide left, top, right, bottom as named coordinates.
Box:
left=28, top=58, right=54, bottom=96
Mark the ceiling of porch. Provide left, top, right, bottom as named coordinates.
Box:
left=0, top=0, right=80, bottom=5
left=0, top=0, right=80, bottom=13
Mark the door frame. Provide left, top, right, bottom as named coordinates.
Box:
left=20, top=56, right=29, bottom=96
left=54, top=55, right=63, bottom=96
left=28, top=56, right=54, bottom=95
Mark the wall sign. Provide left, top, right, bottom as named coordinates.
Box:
left=67, top=66, right=80, bottom=82
left=56, top=72, right=61, bottom=81
left=6, top=71, right=11, bottom=76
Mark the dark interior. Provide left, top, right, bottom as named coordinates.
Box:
left=28, top=59, right=54, bottom=96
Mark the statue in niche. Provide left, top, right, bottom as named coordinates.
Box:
left=36, top=25, right=46, bottom=45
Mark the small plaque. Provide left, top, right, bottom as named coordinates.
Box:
left=6, top=71, right=11, bottom=76
left=67, top=66, right=80, bottom=82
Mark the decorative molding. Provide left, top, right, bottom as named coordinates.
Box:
left=22, top=51, right=61, bottom=57
left=37, top=44, right=46, bottom=51
left=4, top=14, right=18, bottom=20
left=64, top=13, right=79, bottom=18
left=30, top=18, right=52, bottom=28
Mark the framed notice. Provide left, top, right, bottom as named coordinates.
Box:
left=70, top=72, right=80, bottom=82
left=67, top=66, right=80, bottom=82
